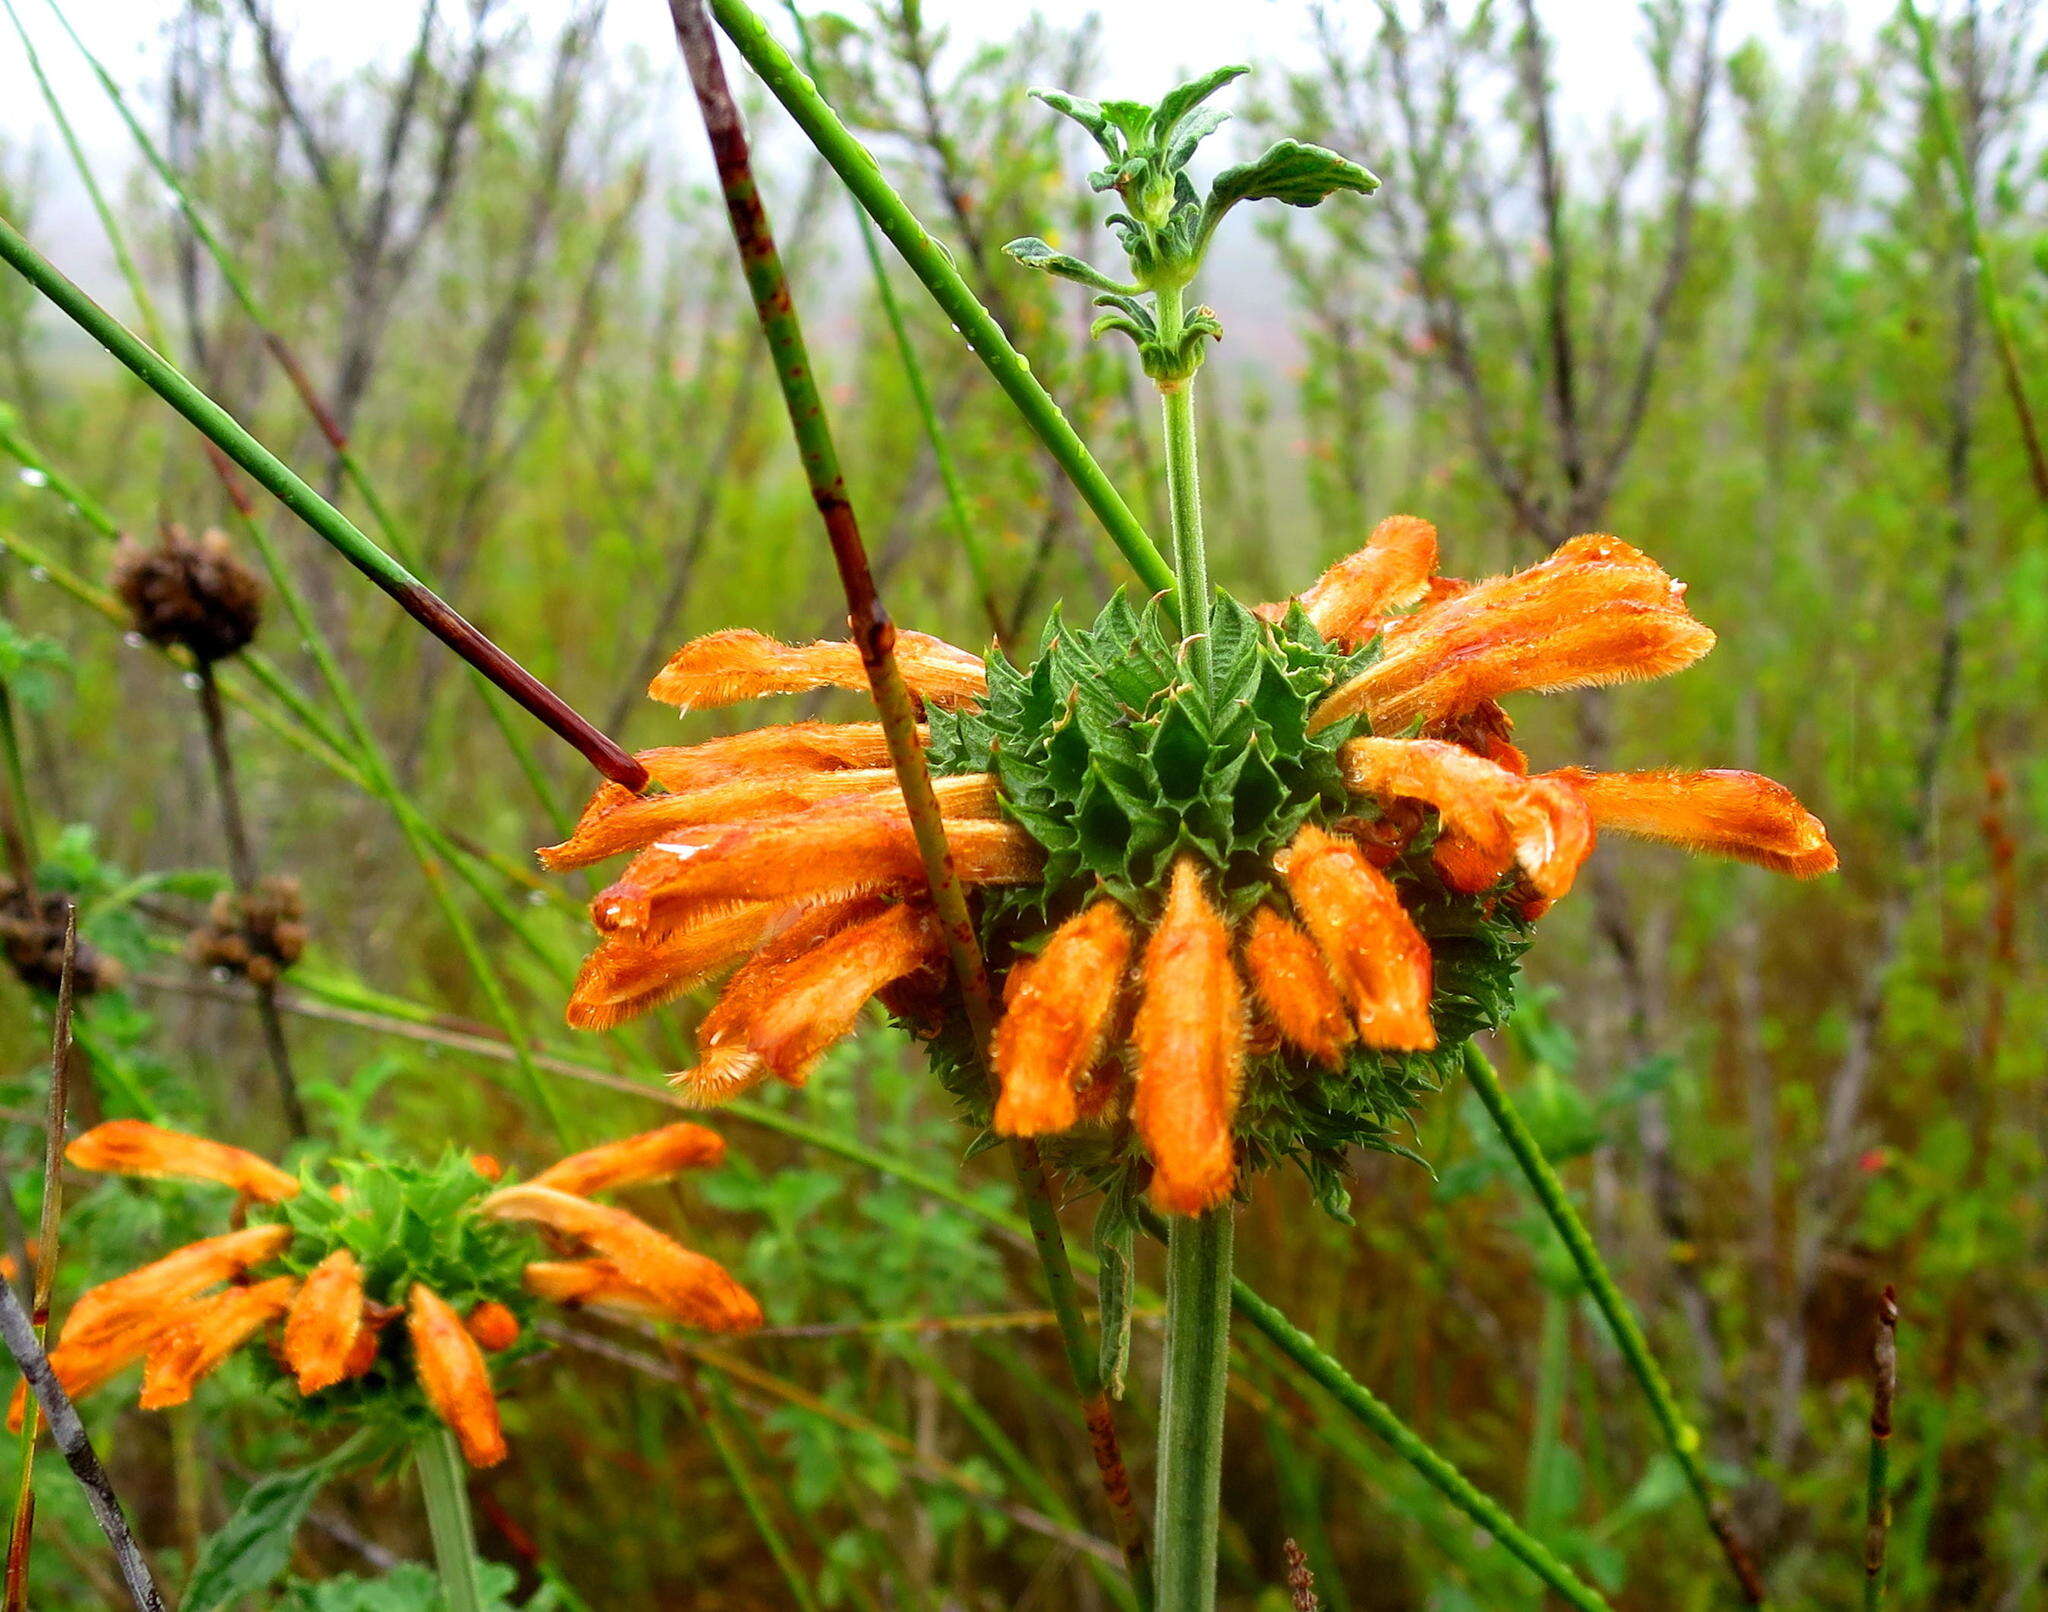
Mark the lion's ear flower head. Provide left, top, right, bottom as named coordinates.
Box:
left=21, top=1120, right=758, bottom=1465
left=551, top=517, right=1835, bottom=1218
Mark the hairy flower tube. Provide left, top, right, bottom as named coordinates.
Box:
left=17, top=1119, right=760, bottom=1465
left=550, top=517, right=1834, bottom=1215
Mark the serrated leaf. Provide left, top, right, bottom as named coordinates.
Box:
left=1202, top=140, right=1379, bottom=251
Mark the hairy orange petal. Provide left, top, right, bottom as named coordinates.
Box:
left=58, top=1224, right=294, bottom=1358
left=542, top=770, right=917, bottom=871
left=648, top=628, right=986, bottom=711
left=1312, top=535, right=1715, bottom=732
left=282, top=1249, right=365, bottom=1395
left=530, top=1122, right=727, bottom=1196
left=140, top=1276, right=296, bottom=1409
left=1279, top=825, right=1435, bottom=1051
left=1241, top=905, right=1354, bottom=1067
left=523, top=1259, right=677, bottom=1325
left=591, top=805, right=1039, bottom=937
left=565, top=901, right=782, bottom=1031
left=1297, top=515, right=1440, bottom=644
left=1545, top=767, right=1838, bottom=878
left=1131, top=859, right=1246, bottom=1216
left=465, top=1302, right=521, bottom=1352
left=684, top=902, right=942, bottom=1092
left=482, top=1186, right=763, bottom=1333
left=1339, top=737, right=1593, bottom=899
left=408, top=1286, right=507, bottom=1468
left=66, top=1120, right=299, bottom=1204
left=991, top=902, right=1136, bottom=1136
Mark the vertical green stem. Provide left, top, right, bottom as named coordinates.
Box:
left=1155, top=1208, right=1233, bottom=1612
left=1462, top=1044, right=1764, bottom=1603
left=1153, top=285, right=1211, bottom=683
left=415, top=1429, right=486, bottom=1612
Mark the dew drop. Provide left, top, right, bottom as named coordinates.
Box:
left=123, top=631, right=145, bottom=648
left=26, top=566, right=48, bottom=583
left=181, top=671, right=204, bottom=691
left=525, top=889, right=547, bottom=906
left=209, top=965, right=232, bottom=983
left=16, top=467, right=47, bottom=488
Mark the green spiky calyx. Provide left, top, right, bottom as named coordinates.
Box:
left=920, top=593, right=1530, bottom=1219
left=254, top=1153, right=538, bottom=1430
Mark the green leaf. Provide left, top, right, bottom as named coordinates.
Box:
left=185, top=1448, right=358, bottom=1611
left=1027, top=87, right=1118, bottom=158
left=1001, top=237, right=1137, bottom=295
left=1149, top=65, right=1249, bottom=148
left=1202, top=139, right=1379, bottom=248
left=1094, top=1205, right=1135, bottom=1400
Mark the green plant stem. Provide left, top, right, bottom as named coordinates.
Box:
left=1154, top=1208, right=1233, bottom=1612
left=415, top=1429, right=485, bottom=1612
left=0, top=212, right=646, bottom=792
left=1153, top=284, right=1211, bottom=685
left=686, top=1369, right=821, bottom=1612
left=1901, top=0, right=2048, bottom=507
left=703, top=0, right=1174, bottom=597
left=667, top=5, right=1150, bottom=1599
left=1461, top=1044, right=1763, bottom=1603
left=0, top=688, right=36, bottom=880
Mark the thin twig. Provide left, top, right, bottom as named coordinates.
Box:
left=1863, top=1286, right=1899, bottom=1610
left=664, top=3, right=1151, bottom=1596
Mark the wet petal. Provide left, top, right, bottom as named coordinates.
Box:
left=1545, top=767, right=1837, bottom=877
left=1132, top=859, right=1246, bottom=1215
left=282, top=1249, right=365, bottom=1395
left=140, top=1277, right=296, bottom=1409
left=1339, top=737, right=1593, bottom=898
left=1296, top=515, right=1439, bottom=643
left=992, top=901, right=1136, bottom=1136
left=649, top=628, right=985, bottom=711
left=530, top=1122, right=727, bottom=1196
left=1312, top=535, right=1715, bottom=732
left=565, top=901, right=783, bottom=1031
left=66, top=1120, right=299, bottom=1203
left=1241, top=905, right=1354, bottom=1067
left=482, top=1185, right=763, bottom=1333
left=1278, top=825, right=1435, bottom=1051
left=407, top=1284, right=508, bottom=1468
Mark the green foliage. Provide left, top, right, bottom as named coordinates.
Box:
left=185, top=1439, right=377, bottom=1612
left=279, top=1563, right=554, bottom=1611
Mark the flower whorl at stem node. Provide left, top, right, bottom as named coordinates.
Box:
left=111, top=525, right=263, bottom=664
left=554, top=513, right=1835, bottom=1219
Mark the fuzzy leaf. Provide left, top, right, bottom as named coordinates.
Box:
left=1002, top=237, right=1137, bottom=294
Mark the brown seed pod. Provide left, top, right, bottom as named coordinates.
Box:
left=186, top=875, right=308, bottom=983
left=0, top=879, right=121, bottom=997
left=111, top=526, right=263, bottom=664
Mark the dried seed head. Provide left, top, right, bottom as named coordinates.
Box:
left=185, top=874, right=307, bottom=986
left=0, top=879, right=121, bottom=997
left=111, top=526, right=263, bottom=664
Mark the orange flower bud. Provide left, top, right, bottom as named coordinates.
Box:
left=1278, top=825, right=1435, bottom=1051
left=282, top=1248, right=366, bottom=1395
left=648, top=628, right=985, bottom=711
left=481, top=1185, right=763, bottom=1333
left=140, top=1276, right=296, bottom=1409
left=1241, top=905, right=1353, bottom=1067
left=1296, top=514, right=1439, bottom=644
left=991, top=902, right=1135, bottom=1135
left=565, top=901, right=783, bottom=1031
left=1312, top=535, right=1715, bottom=732
left=530, top=1122, right=726, bottom=1197
left=685, top=902, right=942, bottom=1091
left=1339, top=738, right=1592, bottom=899
left=66, top=1120, right=300, bottom=1204
left=406, top=1284, right=507, bottom=1468
left=465, top=1301, right=521, bottom=1352
left=1544, top=767, right=1837, bottom=878
left=470, top=1154, right=505, bottom=1182
left=591, top=806, right=1039, bottom=938
left=1131, top=859, right=1246, bottom=1215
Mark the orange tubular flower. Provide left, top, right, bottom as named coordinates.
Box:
left=141, top=1277, right=297, bottom=1409
left=283, top=1248, right=366, bottom=1394
left=481, top=1185, right=763, bottom=1333
left=991, top=902, right=1136, bottom=1135
left=1279, top=825, right=1436, bottom=1052
left=44, top=1121, right=761, bottom=1461
left=407, top=1284, right=507, bottom=1469
left=1544, top=767, right=1838, bottom=877
left=1131, top=860, right=1246, bottom=1215
left=523, top=1259, right=674, bottom=1324
left=550, top=514, right=1833, bottom=1216
left=65, top=1119, right=300, bottom=1203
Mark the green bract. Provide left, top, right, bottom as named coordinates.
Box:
left=921, top=595, right=1531, bottom=1220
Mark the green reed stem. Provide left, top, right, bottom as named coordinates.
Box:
left=0, top=213, right=645, bottom=792
left=1863, top=1287, right=1898, bottom=1610
left=1462, top=1044, right=1762, bottom=1603
left=689, top=1370, right=821, bottom=1612
left=1153, top=285, right=1211, bottom=684
left=1901, top=0, right=2048, bottom=507
left=1155, top=1208, right=1233, bottom=1612
left=703, top=0, right=1174, bottom=597
left=1223, top=1260, right=1612, bottom=1612
left=415, top=1429, right=486, bottom=1612
left=665, top=7, right=1150, bottom=1596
